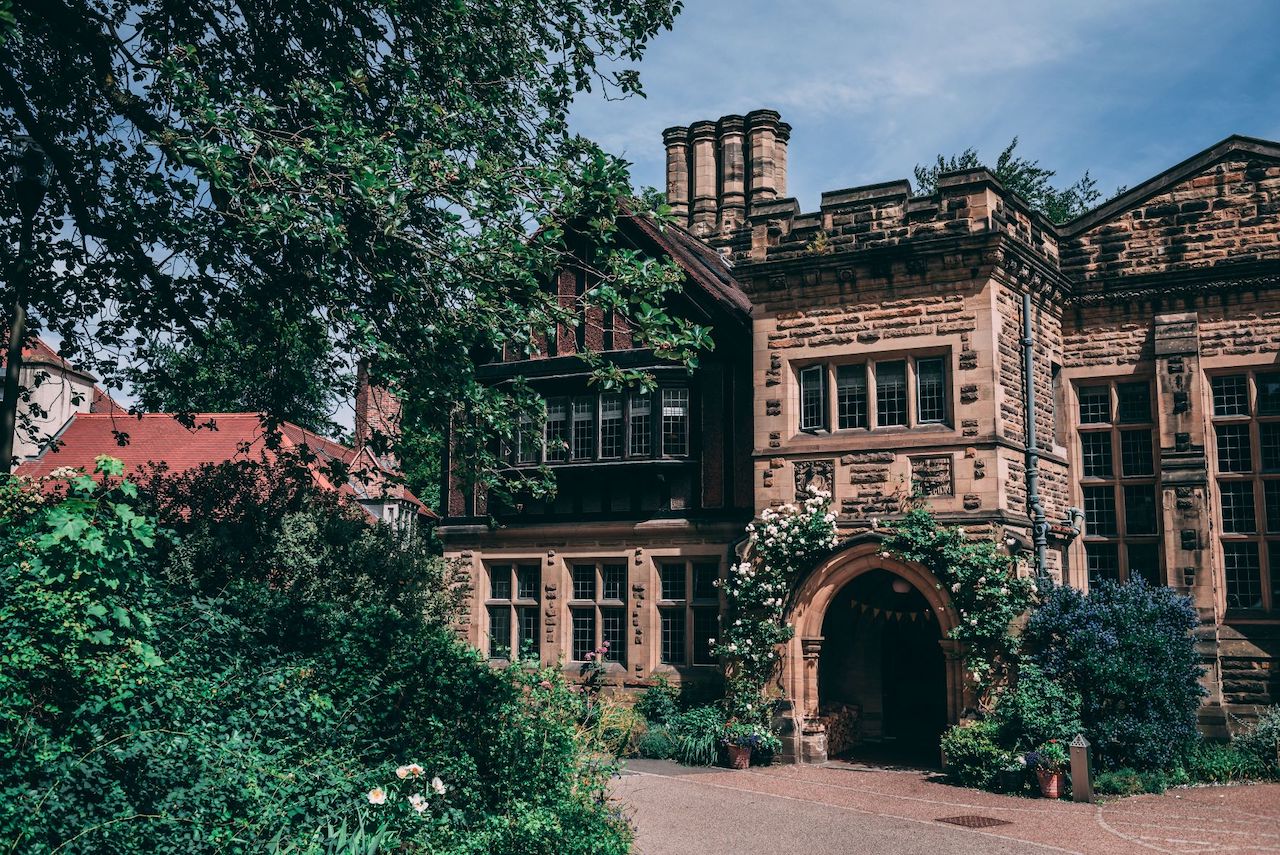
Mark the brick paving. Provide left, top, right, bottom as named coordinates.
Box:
left=617, top=759, right=1280, bottom=854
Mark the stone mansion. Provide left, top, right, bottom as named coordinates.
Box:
left=440, top=110, right=1280, bottom=762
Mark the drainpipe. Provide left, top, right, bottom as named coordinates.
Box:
left=1022, top=291, right=1051, bottom=590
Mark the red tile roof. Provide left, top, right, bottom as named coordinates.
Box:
left=16, top=412, right=434, bottom=519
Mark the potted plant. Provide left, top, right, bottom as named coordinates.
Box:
left=1028, top=740, right=1069, bottom=798
left=721, top=721, right=780, bottom=769
left=997, top=753, right=1027, bottom=794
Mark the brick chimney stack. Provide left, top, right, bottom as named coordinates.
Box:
left=354, top=359, right=402, bottom=470
left=661, top=109, right=791, bottom=236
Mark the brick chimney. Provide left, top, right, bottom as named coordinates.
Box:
left=354, top=359, right=402, bottom=470
left=661, top=109, right=791, bottom=236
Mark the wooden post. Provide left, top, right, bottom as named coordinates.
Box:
left=1070, top=734, right=1093, bottom=803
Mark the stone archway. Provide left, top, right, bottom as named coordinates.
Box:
left=778, top=540, right=967, bottom=763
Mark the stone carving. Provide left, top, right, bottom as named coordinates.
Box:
left=794, top=459, right=834, bottom=498
left=911, top=455, right=954, bottom=497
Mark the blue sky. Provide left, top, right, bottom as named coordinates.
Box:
left=570, top=0, right=1280, bottom=213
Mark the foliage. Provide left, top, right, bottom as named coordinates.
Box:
left=665, top=706, right=725, bottom=767
left=714, top=488, right=839, bottom=726
left=1026, top=740, right=1068, bottom=773
left=720, top=721, right=781, bottom=754
left=912, top=137, right=1103, bottom=223
left=881, top=509, right=1034, bottom=700
left=990, top=662, right=1083, bottom=750
left=1, top=464, right=631, bottom=854
left=634, top=676, right=682, bottom=725
left=1093, top=768, right=1178, bottom=797
left=1023, top=579, right=1204, bottom=771
left=633, top=726, right=674, bottom=761
left=268, top=813, right=398, bottom=855
left=940, top=720, right=1006, bottom=790
left=141, top=454, right=467, bottom=625
left=1183, top=741, right=1265, bottom=784
left=2, top=0, right=699, bottom=502
left=1233, top=706, right=1280, bottom=778
left=129, top=313, right=346, bottom=437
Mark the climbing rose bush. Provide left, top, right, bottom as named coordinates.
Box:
left=714, top=488, right=839, bottom=724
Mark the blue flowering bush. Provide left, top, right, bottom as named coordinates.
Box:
left=1022, top=579, right=1204, bottom=771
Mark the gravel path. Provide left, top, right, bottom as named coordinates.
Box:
left=614, top=759, right=1280, bottom=855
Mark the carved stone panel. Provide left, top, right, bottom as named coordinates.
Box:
left=911, top=455, right=955, bottom=497
left=794, top=459, right=835, bottom=499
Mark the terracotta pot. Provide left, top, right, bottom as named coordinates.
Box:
left=1036, top=768, right=1065, bottom=799
left=726, top=744, right=752, bottom=769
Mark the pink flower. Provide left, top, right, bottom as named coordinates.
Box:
left=538, top=679, right=553, bottom=689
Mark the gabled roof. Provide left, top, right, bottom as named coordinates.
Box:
left=624, top=214, right=752, bottom=325
left=2, top=335, right=98, bottom=383
left=15, top=412, right=435, bottom=519
left=1060, top=134, right=1280, bottom=236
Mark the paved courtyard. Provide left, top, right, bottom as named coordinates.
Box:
left=615, top=759, right=1280, bottom=855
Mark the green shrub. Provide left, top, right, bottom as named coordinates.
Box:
left=1, top=463, right=631, bottom=854
left=1024, top=580, right=1204, bottom=770
left=634, top=676, right=681, bottom=725
left=634, top=726, right=674, bottom=760
left=1094, top=768, right=1144, bottom=796
left=1234, top=706, right=1280, bottom=778
left=940, top=721, right=1007, bottom=789
left=1184, top=741, right=1265, bottom=783
left=1093, top=768, right=1172, bottom=796
left=991, top=662, right=1084, bottom=749
left=666, top=706, right=725, bottom=766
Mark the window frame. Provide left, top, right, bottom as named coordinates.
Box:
left=484, top=561, right=541, bottom=661
left=1075, top=378, right=1162, bottom=589
left=511, top=386, right=691, bottom=467
left=1210, top=369, right=1280, bottom=614
left=794, top=351, right=953, bottom=436
left=567, top=559, right=629, bottom=666
left=656, top=559, right=722, bottom=668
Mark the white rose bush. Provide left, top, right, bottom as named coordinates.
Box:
left=714, top=488, right=839, bottom=725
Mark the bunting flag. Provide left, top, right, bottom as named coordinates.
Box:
left=851, top=597, right=934, bottom=623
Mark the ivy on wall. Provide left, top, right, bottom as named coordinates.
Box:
left=880, top=509, right=1034, bottom=702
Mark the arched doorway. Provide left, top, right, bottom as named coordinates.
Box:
left=779, top=540, right=966, bottom=764
left=818, top=568, right=947, bottom=765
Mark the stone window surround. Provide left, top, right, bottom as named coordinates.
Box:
left=567, top=558, right=630, bottom=665
left=1207, top=366, right=1280, bottom=614
left=654, top=557, right=724, bottom=671
left=1071, top=376, right=1162, bottom=590
left=483, top=560, right=541, bottom=661
left=791, top=346, right=954, bottom=437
